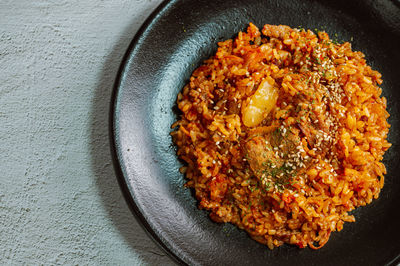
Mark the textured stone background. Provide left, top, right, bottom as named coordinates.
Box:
left=0, top=0, right=175, bottom=264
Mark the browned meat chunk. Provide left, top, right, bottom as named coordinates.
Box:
left=245, top=135, right=284, bottom=175
left=262, top=24, right=293, bottom=39
left=244, top=128, right=301, bottom=177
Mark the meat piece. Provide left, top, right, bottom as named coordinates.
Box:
left=299, top=122, right=317, bottom=147
left=309, top=110, right=330, bottom=132
left=262, top=24, right=293, bottom=39
left=245, top=135, right=284, bottom=175
left=299, top=109, right=331, bottom=152
left=244, top=128, right=301, bottom=177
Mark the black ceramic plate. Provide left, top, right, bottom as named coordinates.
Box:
left=111, top=0, right=400, bottom=265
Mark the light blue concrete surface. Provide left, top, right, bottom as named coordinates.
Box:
left=0, top=0, right=175, bottom=264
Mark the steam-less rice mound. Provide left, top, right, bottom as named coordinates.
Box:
left=171, top=23, right=391, bottom=249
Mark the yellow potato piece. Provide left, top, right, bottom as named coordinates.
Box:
left=242, top=78, right=278, bottom=127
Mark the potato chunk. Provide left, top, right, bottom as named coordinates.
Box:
left=242, top=78, right=278, bottom=127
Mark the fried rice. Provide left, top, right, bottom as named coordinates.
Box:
left=171, top=23, right=391, bottom=249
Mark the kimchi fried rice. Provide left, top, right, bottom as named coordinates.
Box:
left=171, top=23, right=391, bottom=249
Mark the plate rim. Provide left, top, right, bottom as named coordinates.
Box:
left=109, top=0, right=185, bottom=264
